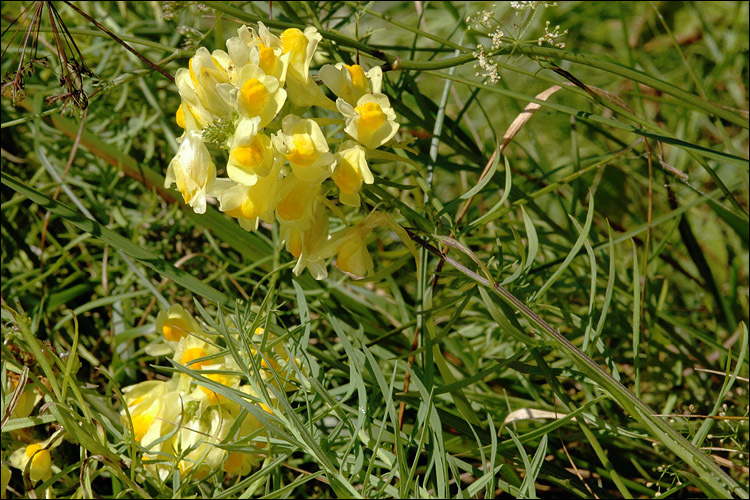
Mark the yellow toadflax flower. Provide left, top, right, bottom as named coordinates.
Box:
left=223, top=386, right=275, bottom=476
left=174, top=336, right=219, bottom=372
left=272, top=115, right=335, bottom=183
left=9, top=443, right=51, bottom=484
left=186, top=48, right=234, bottom=114
left=121, top=301, right=289, bottom=482
left=167, top=21, right=407, bottom=280
left=225, top=25, right=257, bottom=68
left=274, top=26, right=336, bottom=110
left=337, top=93, right=399, bottom=149
left=249, top=327, right=284, bottom=375
left=164, top=130, right=216, bottom=214
left=174, top=406, right=236, bottom=479
left=280, top=200, right=330, bottom=279
left=193, top=368, right=241, bottom=406
left=332, top=141, right=373, bottom=207
left=174, top=48, right=234, bottom=130
left=4, top=373, right=41, bottom=420
left=236, top=64, right=287, bottom=128
left=122, top=384, right=189, bottom=481
left=248, top=43, right=289, bottom=85
left=9, top=431, right=63, bottom=485
left=156, top=304, right=204, bottom=344
left=275, top=174, right=322, bottom=226
left=217, top=161, right=282, bottom=232
left=227, top=117, right=275, bottom=185
left=279, top=27, right=320, bottom=83
left=226, top=24, right=290, bottom=84
left=249, top=327, right=300, bottom=390
left=334, top=228, right=374, bottom=278
left=181, top=349, right=242, bottom=406
left=320, top=211, right=419, bottom=278
left=319, top=63, right=383, bottom=106
left=122, top=380, right=177, bottom=444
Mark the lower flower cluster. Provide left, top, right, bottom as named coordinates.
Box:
left=121, top=305, right=293, bottom=481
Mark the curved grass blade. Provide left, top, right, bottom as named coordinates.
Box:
left=469, top=156, right=513, bottom=228
left=531, top=192, right=595, bottom=303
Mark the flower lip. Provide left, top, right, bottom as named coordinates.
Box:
left=234, top=139, right=265, bottom=170
left=227, top=117, right=274, bottom=185
left=273, top=115, right=334, bottom=183
left=236, top=65, right=286, bottom=127
left=219, top=161, right=282, bottom=231
left=239, top=78, right=269, bottom=117
left=276, top=176, right=321, bottom=222
left=288, top=133, right=317, bottom=167
left=280, top=27, right=321, bottom=83
left=346, top=64, right=368, bottom=93
left=156, top=304, right=203, bottom=343
left=338, top=93, right=399, bottom=149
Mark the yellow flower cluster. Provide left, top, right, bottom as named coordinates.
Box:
left=121, top=305, right=292, bottom=480
left=167, top=23, right=402, bottom=279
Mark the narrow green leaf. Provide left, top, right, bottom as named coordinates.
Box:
left=533, top=193, right=595, bottom=302
left=520, top=207, right=538, bottom=274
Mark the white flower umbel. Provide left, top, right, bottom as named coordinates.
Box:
left=538, top=20, right=568, bottom=48
left=473, top=46, right=501, bottom=83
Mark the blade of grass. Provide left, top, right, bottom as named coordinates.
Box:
left=532, top=193, right=595, bottom=303
left=631, top=239, right=642, bottom=400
